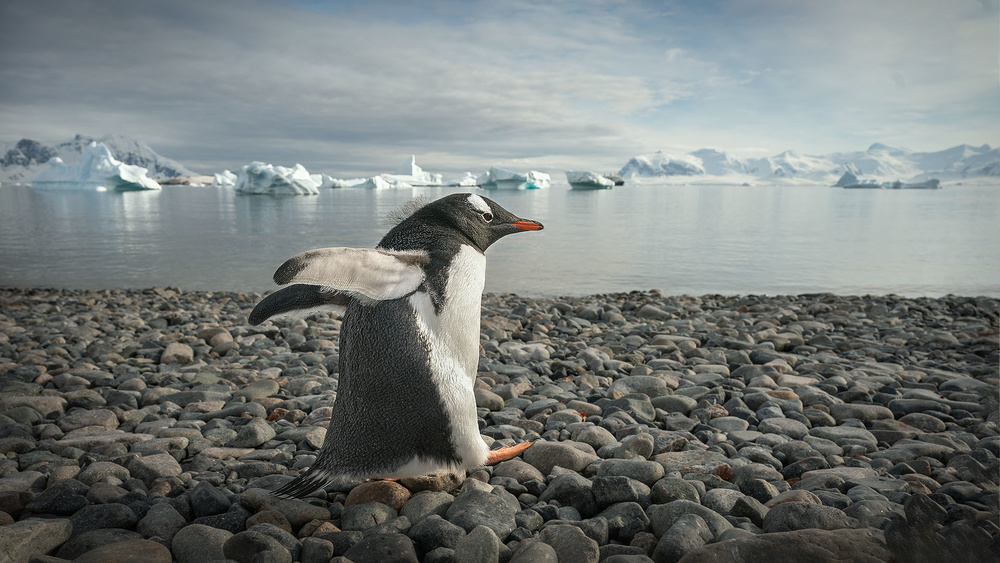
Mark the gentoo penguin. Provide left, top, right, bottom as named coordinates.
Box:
left=249, top=193, right=543, bottom=498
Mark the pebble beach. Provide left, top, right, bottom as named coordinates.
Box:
left=0, top=287, right=997, bottom=563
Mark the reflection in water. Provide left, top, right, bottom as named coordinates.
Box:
left=0, top=183, right=998, bottom=297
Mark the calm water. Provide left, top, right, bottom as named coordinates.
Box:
left=1, top=182, right=998, bottom=297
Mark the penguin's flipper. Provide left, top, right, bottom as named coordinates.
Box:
left=273, top=247, right=429, bottom=303
left=249, top=284, right=351, bottom=325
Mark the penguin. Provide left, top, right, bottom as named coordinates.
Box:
left=248, top=193, right=544, bottom=498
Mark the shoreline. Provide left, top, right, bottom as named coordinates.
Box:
left=1, top=288, right=997, bottom=561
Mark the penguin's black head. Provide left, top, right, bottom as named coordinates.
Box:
left=400, top=193, right=543, bottom=252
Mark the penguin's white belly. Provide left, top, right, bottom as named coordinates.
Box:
left=395, top=244, right=488, bottom=475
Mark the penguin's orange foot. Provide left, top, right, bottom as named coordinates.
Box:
left=485, top=441, right=534, bottom=465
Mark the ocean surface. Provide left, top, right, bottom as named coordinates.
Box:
left=1, top=181, right=998, bottom=297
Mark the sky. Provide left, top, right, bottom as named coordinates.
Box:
left=1, top=0, right=998, bottom=177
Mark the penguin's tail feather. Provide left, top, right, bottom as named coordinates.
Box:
left=271, top=468, right=338, bottom=500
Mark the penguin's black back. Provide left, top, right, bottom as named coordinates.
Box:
left=318, top=296, right=459, bottom=475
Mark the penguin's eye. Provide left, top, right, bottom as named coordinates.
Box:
left=481, top=212, right=493, bottom=223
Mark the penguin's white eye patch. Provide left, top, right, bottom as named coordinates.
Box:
left=481, top=212, right=493, bottom=223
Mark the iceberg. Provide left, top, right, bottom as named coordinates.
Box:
left=381, top=155, right=443, bottom=186
left=234, top=162, right=320, bottom=195
left=325, top=156, right=441, bottom=189
left=565, top=170, right=614, bottom=190
left=356, top=175, right=413, bottom=189
left=445, top=172, right=480, bottom=187
left=212, top=170, right=238, bottom=187
left=310, top=173, right=339, bottom=189
left=327, top=177, right=368, bottom=189
left=32, top=141, right=161, bottom=191
left=477, top=167, right=550, bottom=190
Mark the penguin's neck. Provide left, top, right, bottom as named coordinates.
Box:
left=409, top=244, right=485, bottom=379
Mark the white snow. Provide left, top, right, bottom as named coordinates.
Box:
left=565, top=170, right=614, bottom=189
left=32, top=142, right=161, bottom=191
left=212, top=170, right=238, bottom=187
left=477, top=167, right=550, bottom=189
left=234, top=162, right=320, bottom=195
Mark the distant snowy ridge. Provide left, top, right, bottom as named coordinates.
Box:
left=1, top=134, right=196, bottom=184
left=620, top=143, right=1000, bottom=184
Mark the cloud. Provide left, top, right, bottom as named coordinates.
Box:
left=0, top=0, right=996, bottom=176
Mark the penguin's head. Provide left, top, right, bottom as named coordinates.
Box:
left=400, top=193, right=543, bottom=252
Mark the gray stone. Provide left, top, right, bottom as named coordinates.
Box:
left=757, top=417, right=809, bottom=439
left=597, top=459, right=665, bottom=486
left=189, top=480, right=232, bottom=518
left=647, top=500, right=733, bottom=540
left=192, top=502, right=251, bottom=533
left=407, top=514, right=465, bottom=552
left=539, top=524, right=600, bottom=563
left=227, top=417, right=276, bottom=448
left=829, top=403, right=894, bottom=424
left=56, top=528, right=143, bottom=560
left=762, top=501, right=861, bottom=533
left=161, top=342, right=195, bottom=365
left=523, top=441, right=600, bottom=475
left=596, top=502, right=649, bottom=539
left=342, top=532, right=418, bottom=563
left=446, top=487, right=519, bottom=541
left=57, top=408, right=119, bottom=432
left=223, top=530, right=292, bottom=563
left=247, top=523, right=302, bottom=561
left=341, top=502, right=398, bottom=532
left=475, top=389, right=505, bottom=411
left=538, top=472, right=598, bottom=518
left=301, top=537, right=336, bottom=563
left=69, top=503, right=138, bottom=537
left=592, top=476, right=647, bottom=507
left=239, top=488, right=332, bottom=530
left=454, top=525, right=500, bottom=563
left=510, top=541, right=559, bottom=563
left=492, top=459, right=545, bottom=483
left=0, top=517, right=72, bottom=563
left=234, top=379, right=280, bottom=401
left=652, top=513, right=712, bottom=563
left=72, top=538, right=171, bottom=563
left=127, top=453, right=182, bottom=485
left=808, top=426, right=878, bottom=451
left=137, top=502, right=187, bottom=541
left=650, top=477, right=700, bottom=505
left=77, top=461, right=130, bottom=486
left=576, top=426, right=619, bottom=450
left=677, top=528, right=893, bottom=563
left=400, top=491, right=454, bottom=524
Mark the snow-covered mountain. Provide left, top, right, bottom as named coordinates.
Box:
left=1, top=134, right=197, bottom=183
left=620, top=143, right=1000, bottom=184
